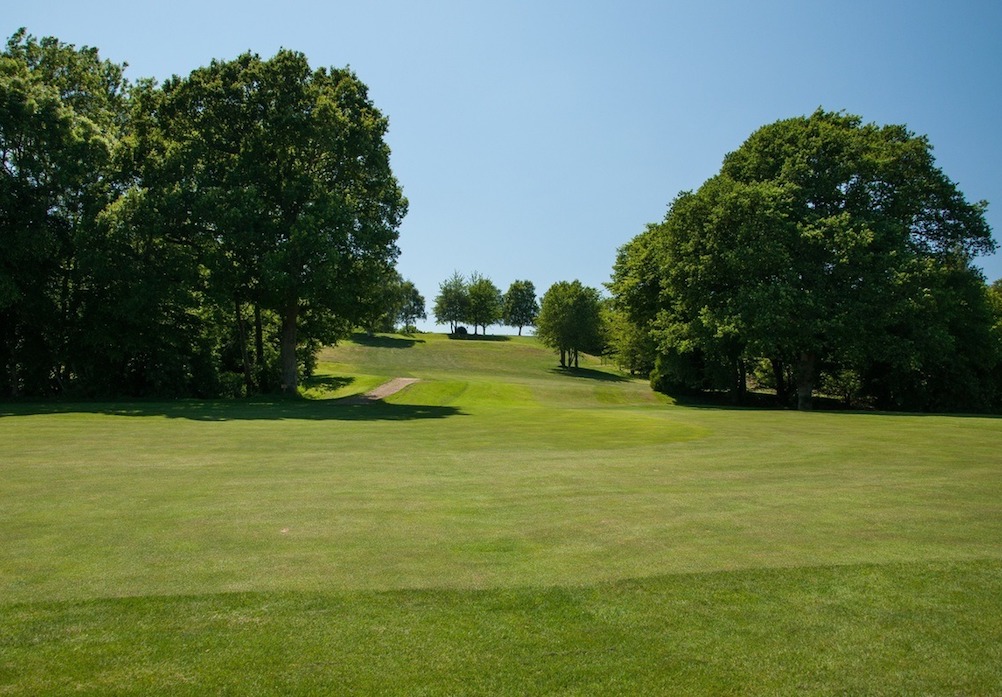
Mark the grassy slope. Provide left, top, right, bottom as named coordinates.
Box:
left=2, top=333, right=1001, bottom=694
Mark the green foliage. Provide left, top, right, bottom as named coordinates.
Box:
left=433, top=271, right=503, bottom=335
left=602, top=302, right=655, bottom=376
left=356, top=271, right=424, bottom=334
left=397, top=280, right=426, bottom=330
left=1, top=31, right=406, bottom=398
left=502, top=279, right=538, bottom=335
left=433, top=271, right=470, bottom=334
left=536, top=280, right=604, bottom=367
left=466, top=272, right=503, bottom=335
left=1, top=29, right=127, bottom=396
left=612, top=109, right=999, bottom=411
left=150, top=49, right=406, bottom=394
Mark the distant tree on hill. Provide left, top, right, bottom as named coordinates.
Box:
left=433, top=272, right=469, bottom=334
left=502, top=280, right=539, bottom=335
left=359, top=269, right=404, bottom=334
left=466, top=272, right=503, bottom=335
left=536, top=281, right=604, bottom=368
left=397, top=280, right=426, bottom=332
left=359, top=272, right=424, bottom=334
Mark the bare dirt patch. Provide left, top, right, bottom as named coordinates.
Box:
left=343, top=378, right=420, bottom=404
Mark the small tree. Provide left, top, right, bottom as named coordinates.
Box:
left=359, top=269, right=404, bottom=333
left=603, top=302, right=655, bottom=376
left=536, top=280, right=604, bottom=368
left=502, top=280, right=539, bottom=336
left=466, top=272, right=503, bottom=335
left=433, top=271, right=469, bottom=334
left=397, top=280, right=426, bottom=332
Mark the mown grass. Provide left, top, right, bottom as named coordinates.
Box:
left=2, top=333, right=1001, bottom=694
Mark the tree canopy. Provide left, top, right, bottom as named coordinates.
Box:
left=433, top=271, right=469, bottom=334
left=433, top=271, right=505, bottom=335
left=358, top=271, right=423, bottom=334
left=611, top=109, right=999, bottom=411
left=536, top=280, right=604, bottom=368
left=466, top=272, right=503, bottom=335
left=502, top=280, right=539, bottom=336
left=2, top=29, right=128, bottom=396
left=2, top=31, right=406, bottom=398
left=397, top=280, right=426, bottom=331
left=150, top=49, right=406, bottom=394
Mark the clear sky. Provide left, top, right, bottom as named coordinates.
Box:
left=8, top=0, right=1002, bottom=332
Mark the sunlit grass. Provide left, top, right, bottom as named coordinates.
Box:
left=2, top=332, right=1001, bottom=694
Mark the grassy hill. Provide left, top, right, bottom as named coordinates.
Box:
left=2, top=333, right=1001, bottom=694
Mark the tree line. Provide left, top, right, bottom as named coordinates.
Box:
left=431, top=272, right=606, bottom=369
left=1, top=30, right=407, bottom=397
left=5, top=32, right=999, bottom=412
left=432, top=273, right=539, bottom=336
left=606, top=110, right=1002, bottom=412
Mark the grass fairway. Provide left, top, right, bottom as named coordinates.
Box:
left=2, top=333, right=1001, bottom=694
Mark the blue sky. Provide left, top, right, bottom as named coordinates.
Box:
left=9, top=1, right=1002, bottom=332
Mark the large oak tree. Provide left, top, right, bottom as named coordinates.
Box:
left=612, top=110, right=996, bottom=410
left=150, top=50, right=406, bottom=394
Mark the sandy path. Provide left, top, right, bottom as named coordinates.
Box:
left=343, top=377, right=419, bottom=403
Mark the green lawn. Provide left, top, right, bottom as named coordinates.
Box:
left=2, top=333, right=1001, bottom=694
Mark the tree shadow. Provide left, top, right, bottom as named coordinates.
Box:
left=0, top=399, right=464, bottom=422
left=547, top=366, right=629, bottom=383
left=448, top=334, right=511, bottom=342
left=668, top=391, right=1002, bottom=418
left=302, top=375, right=355, bottom=392
left=349, top=333, right=424, bottom=349
left=670, top=391, right=784, bottom=410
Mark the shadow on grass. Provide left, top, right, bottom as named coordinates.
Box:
left=547, top=366, right=629, bottom=383
left=350, top=333, right=425, bottom=349
left=303, top=375, right=356, bottom=392
left=668, top=391, right=1002, bottom=418
left=448, top=333, right=511, bottom=342
left=0, top=399, right=464, bottom=422
left=669, top=391, right=784, bottom=411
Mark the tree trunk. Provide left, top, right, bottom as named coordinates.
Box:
left=796, top=351, right=816, bottom=411
left=235, top=299, right=255, bottom=393
left=771, top=358, right=788, bottom=406
left=559, top=348, right=566, bottom=367
left=58, top=264, right=71, bottom=393
left=254, top=303, right=266, bottom=391
left=279, top=302, right=298, bottom=396
left=518, top=325, right=523, bottom=336
left=254, top=304, right=264, bottom=363
left=8, top=323, right=20, bottom=398
left=573, top=349, right=579, bottom=368
left=735, top=358, right=747, bottom=405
